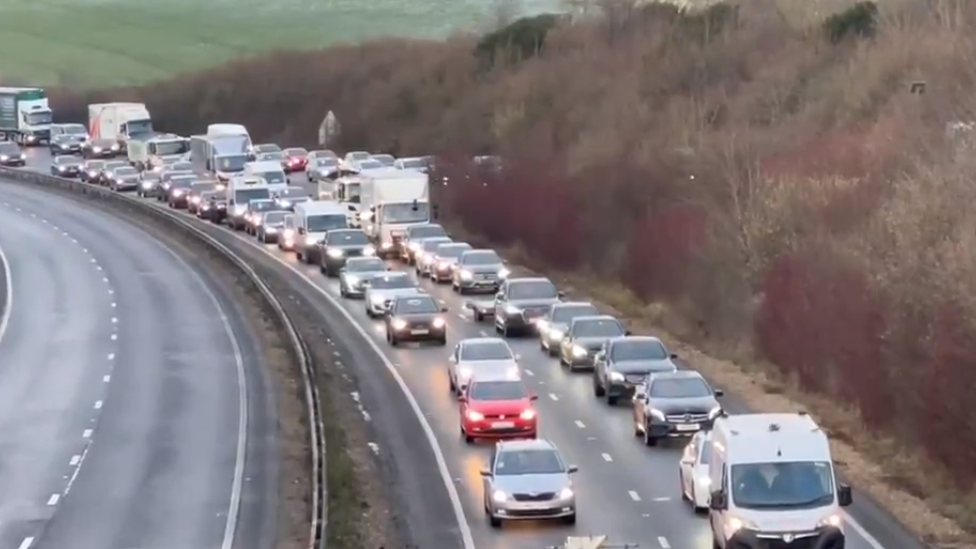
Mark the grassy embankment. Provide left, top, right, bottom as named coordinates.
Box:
left=44, top=0, right=976, bottom=546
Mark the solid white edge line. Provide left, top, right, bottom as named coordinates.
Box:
left=155, top=245, right=248, bottom=549
left=0, top=241, right=12, bottom=349
left=17, top=537, right=33, bottom=549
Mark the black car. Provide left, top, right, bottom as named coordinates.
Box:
left=82, top=137, right=121, bottom=158
left=49, top=133, right=85, bottom=155
left=155, top=170, right=193, bottom=200
left=593, top=336, right=679, bottom=405
left=0, top=142, right=26, bottom=166
left=400, top=223, right=449, bottom=263
left=81, top=159, right=105, bottom=182
left=198, top=190, right=227, bottom=222
left=137, top=170, right=162, bottom=197
left=558, top=315, right=628, bottom=371
left=244, top=199, right=281, bottom=235
left=632, top=371, right=723, bottom=446
left=50, top=155, right=83, bottom=177
left=318, top=229, right=375, bottom=277
left=493, top=278, right=565, bottom=337
left=385, top=294, right=448, bottom=346
left=166, top=176, right=196, bottom=208
left=98, top=161, right=129, bottom=186
left=256, top=211, right=288, bottom=244
left=187, top=181, right=218, bottom=214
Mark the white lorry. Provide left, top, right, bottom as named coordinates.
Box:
left=358, top=168, right=431, bottom=257
left=0, top=87, right=53, bottom=146
left=128, top=133, right=190, bottom=171
left=707, top=412, right=853, bottom=549
left=293, top=201, right=350, bottom=264
left=88, top=102, right=153, bottom=151
left=207, top=123, right=253, bottom=155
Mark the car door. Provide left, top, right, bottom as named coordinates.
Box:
left=560, top=319, right=577, bottom=358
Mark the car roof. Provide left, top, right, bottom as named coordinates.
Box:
left=460, top=337, right=508, bottom=346
left=496, top=439, right=558, bottom=453
left=571, top=315, right=617, bottom=324
left=553, top=301, right=594, bottom=309
left=508, top=277, right=553, bottom=284
left=437, top=242, right=470, bottom=249
left=649, top=370, right=703, bottom=382
left=462, top=249, right=498, bottom=255
left=346, top=256, right=383, bottom=264
left=608, top=335, right=663, bottom=345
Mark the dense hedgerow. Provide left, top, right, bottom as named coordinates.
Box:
left=45, top=0, right=976, bottom=538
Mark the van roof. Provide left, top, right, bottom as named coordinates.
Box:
left=246, top=160, right=283, bottom=171
left=296, top=201, right=346, bottom=215
left=714, top=413, right=831, bottom=465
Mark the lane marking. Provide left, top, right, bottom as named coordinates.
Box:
left=103, top=375, right=111, bottom=382
left=94, top=400, right=103, bottom=410
left=602, top=453, right=613, bottom=462
left=111, top=302, right=116, bottom=308
left=69, top=455, right=81, bottom=466
left=17, top=537, right=33, bottom=549
left=574, top=420, right=585, bottom=428
left=47, top=494, right=60, bottom=506
left=111, top=317, right=118, bottom=323
left=110, top=334, right=117, bottom=341
left=548, top=393, right=559, bottom=401
left=0, top=242, right=12, bottom=349
left=107, top=353, right=115, bottom=360
left=658, top=536, right=670, bottom=549
left=524, top=369, right=534, bottom=376
left=82, top=429, right=93, bottom=438
left=628, top=490, right=641, bottom=501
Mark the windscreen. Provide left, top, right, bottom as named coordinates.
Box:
left=115, top=167, right=137, bottom=176
left=264, top=211, right=287, bottom=223
left=317, top=158, right=338, bottom=167
left=217, top=154, right=248, bottom=172
left=551, top=304, right=599, bottom=322
left=249, top=201, right=277, bottom=212
left=126, top=119, right=153, bottom=135
left=571, top=318, right=624, bottom=338
left=611, top=339, right=668, bottom=361
left=422, top=238, right=451, bottom=252
left=192, top=183, right=217, bottom=194
left=408, top=225, right=446, bottom=239
left=648, top=378, right=711, bottom=398
left=373, top=154, right=395, bottom=165
left=381, top=202, right=429, bottom=224
left=393, top=297, right=439, bottom=315
left=154, top=140, right=189, bottom=155
left=495, top=449, right=563, bottom=476
left=64, top=124, right=87, bottom=135
left=469, top=381, right=526, bottom=401
left=26, top=111, right=52, bottom=125
left=699, top=440, right=712, bottom=464
left=731, top=461, right=835, bottom=509
left=346, top=258, right=386, bottom=272
left=0, top=143, right=20, bottom=154
left=255, top=144, right=281, bottom=153
left=235, top=188, right=270, bottom=203
left=306, top=214, right=347, bottom=232
left=510, top=280, right=558, bottom=300
left=399, top=158, right=426, bottom=169
left=436, top=244, right=471, bottom=259
left=328, top=231, right=369, bottom=246
left=257, top=170, right=287, bottom=185
left=460, top=341, right=513, bottom=362
left=461, top=251, right=501, bottom=265
left=279, top=188, right=309, bottom=198
left=369, top=275, right=413, bottom=289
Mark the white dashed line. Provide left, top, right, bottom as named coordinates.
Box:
left=658, top=536, right=671, bottom=549
left=90, top=258, right=96, bottom=263
left=107, top=353, right=115, bottom=360
left=108, top=289, right=114, bottom=295
left=524, top=369, right=534, bottom=376
left=110, top=334, right=117, bottom=341
left=82, top=429, right=93, bottom=439
left=17, top=537, right=33, bottom=549
left=653, top=496, right=671, bottom=502
left=82, top=248, right=87, bottom=253
left=548, top=393, right=559, bottom=401
left=46, top=494, right=60, bottom=506
left=103, top=375, right=111, bottom=382
left=111, top=302, right=117, bottom=308
left=69, top=455, right=81, bottom=466
left=111, top=317, right=118, bottom=323
left=102, top=277, right=109, bottom=283
left=94, top=400, right=103, bottom=410
left=96, top=265, right=102, bottom=271
left=478, top=330, right=488, bottom=337
left=602, top=453, right=613, bottom=462
left=628, top=490, right=641, bottom=501
left=574, top=420, right=585, bottom=428
left=457, top=314, right=466, bottom=321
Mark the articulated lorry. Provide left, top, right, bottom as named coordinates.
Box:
left=358, top=168, right=432, bottom=257
left=0, top=87, right=53, bottom=146
left=88, top=102, right=154, bottom=152
left=128, top=134, right=190, bottom=171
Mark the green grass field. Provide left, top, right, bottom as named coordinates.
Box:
left=0, top=0, right=558, bottom=88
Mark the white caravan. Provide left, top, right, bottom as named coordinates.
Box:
left=358, top=168, right=431, bottom=257
left=226, top=175, right=273, bottom=230
left=708, top=412, right=853, bottom=549
left=88, top=102, right=153, bottom=149
left=293, top=201, right=350, bottom=264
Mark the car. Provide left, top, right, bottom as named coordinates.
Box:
left=393, top=156, right=429, bottom=172
left=344, top=151, right=372, bottom=164
left=278, top=214, right=298, bottom=251
left=108, top=166, right=140, bottom=191
left=413, top=237, right=453, bottom=275
left=452, top=249, right=509, bottom=294
left=338, top=257, right=389, bottom=298
left=494, top=278, right=564, bottom=337
left=187, top=181, right=219, bottom=214
left=166, top=176, right=197, bottom=207
left=137, top=170, right=162, bottom=197
left=318, top=229, right=376, bottom=277
left=479, top=440, right=576, bottom=526
left=593, top=336, right=679, bottom=405
left=243, top=199, right=282, bottom=234
left=82, top=137, right=121, bottom=158
left=282, top=147, right=309, bottom=173
left=255, top=210, right=289, bottom=244
left=371, top=153, right=395, bottom=167
left=306, top=156, right=340, bottom=182
left=426, top=242, right=473, bottom=282
left=49, top=133, right=85, bottom=155
left=536, top=302, right=600, bottom=356
left=364, top=272, right=422, bottom=318
left=632, top=370, right=723, bottom=446
left=149, top=156, right=180, bottom=173
left=199, top=190, right=228, bottom=222
left=80, top=159, right=105, bottom=182
left=0, top=142, right=26, bottom=167
left=256, top=150, right=283, bottom=162
left=156, top=169, right=193, bottom=199
left=97, top=160, right=129, bottom=186
left=558, top=315, right=628, bottom=371
left=384, top=294, right=448, bottom=346
left=400, top=223, right=449, bottom=263
left=272, top=186, right=311, bottom=209
left=353, top=158, right=383, bottom=170
left=679, top=430, right=713, bottom=513
left=448, top=337, right=520, bottom=394
left=50, top=155, right=83, bottom=177
left=461, top=378, right=538, bottom=445
left=252, top=143, right=281, bottom=156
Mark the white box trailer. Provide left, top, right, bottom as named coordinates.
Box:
left=128, top=133, right=189, bottom=171
left=88, top=102, right=153, bottom=150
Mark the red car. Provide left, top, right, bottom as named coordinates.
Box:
left=283, top=147, right=308, bottom=173
left=459, top=378, right=539, bottom=443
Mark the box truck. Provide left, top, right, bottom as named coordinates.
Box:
left=88, top=103, right=154, bottom=151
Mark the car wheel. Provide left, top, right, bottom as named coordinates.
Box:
left=593, top=379, right=605, bottom=397
left=489, top=515, right=502, bottom=528
left=458, top=286, right=468, bottom=295
left=339, top=286, right=347, bottom=298
left=643, top=422, right=658, bottom=446
left=319, top=263, right=327, bottom=274
left=437, top=336, right=447, bottom=346
left=547, top=346, right=559, bottom=357
left=607, top=394, right=618, bottom=406
left=390, top=334, right=399, bottom=347
left=449, top=374, right=456, bottom=393
left=474, top=311, right=484, bottom=322
left=562, top=513, right=576, bottom=525
left=296, top=251, right=304, bottom=262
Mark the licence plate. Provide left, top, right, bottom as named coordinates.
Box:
left=491, top=421, right=514, bottom=429
left=410, top=329, right=429, bottom=335
left=675, top=424, right=700, bottom=432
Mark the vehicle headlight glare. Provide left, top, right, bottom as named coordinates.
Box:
left=468, top=410, right=485, bottom=422
left=381, top=241, right=393, bottom=249
left=818, top=514, right=842, bottom=528
left=491, top=489, right=506, bottom=503
left=549, top=329, right=564, bottom=340
left=432, top=317, right=446, bottom=328
left=519, top=408, right=536, bottom=420
left=708, top=406, right=722, bottom=418
left=371, top=295, right=384, bottom=306
left=559, top=487, right=573, bottom=499
left=649, top=408, right=666, bottom=420
left=609, top=371, right=624, bottom=381
left=498, top=267, right=510, bottom=278
left=363, top=245, right=376, bottom=256
left=728, top=517, right=756, bottom=533
left=459, top=367, right=472, bottom=378
left=409, top=242, right=420, bottom=251
left=505, top=305, right=521, bottom=315
left=460, top=270, right=473, bottom=280
left=327, top=248, right=344, bottom=258
left=0, top=155, right=8, bottom=161
left=698, top=476, right=711, bottom=487
left=572, top=345, right=587, bottom=357
left=392, top=319, right=407, bottom=330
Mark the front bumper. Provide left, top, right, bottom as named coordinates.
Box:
left=259, top=230, right=280, bottom=242
left=114, top=180, right=139, bottom=190
left=563, top=348, right=600, bottom=368
left=464, top=417, right=536, bottom=439
left=0, top=159, right=26, bottom=167
left=389, top=325, right=445, bottom=341
left=341, top=278, right=369, bottom=296
left=646, top=416, right=716, bottom=438
left=726, top=526, right=845, bottom=549
left=456, top=275, right=501, bottom=291
left=431, top=264, right=455, bottom=280
left=54, top=168, right=80, bottom=177
left=169, top=195, right=189, bottom=207
left=492, top=494, right=574, bottom=519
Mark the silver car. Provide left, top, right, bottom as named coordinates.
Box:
left=306, top=157, right=340, bottom=182
left=558, top=315, right=628, bottom=371
left=481, top=439, right=578, bottom=527
left=364, top=272, right=423, bottom=317
left=426, top=242, right=473, bottom=283
left=537, top=302, right=600, bottom=357
left=414, top=236, right=453, bottom=276
left=339, top=257, right=389, bottom=298
left=371, top=153, right=396, bottom=167
left=448, top=337, right=521, bottom=394
left=452, top=249, right=509, bottom=295
left=108, top=166, right=140, bottom=191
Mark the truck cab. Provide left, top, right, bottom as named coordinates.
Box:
left=88, top=102, right=153, bottom=151
left=0, top=87, right=53, bottom=146
left=708, top=412, right=853, bottom=549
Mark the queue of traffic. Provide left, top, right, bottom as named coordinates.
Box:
left=0, top=120, right=857, bottom=549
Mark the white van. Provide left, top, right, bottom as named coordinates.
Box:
left=243, top=160, right=288, bottom=188
left=226, top=176, right=272, bottom=230
left=708, top=413, right=853, bottom=549
left=293, top=201, right=350, bottom=264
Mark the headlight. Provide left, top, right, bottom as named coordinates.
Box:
left=344, top=274, right=358, bottom=285
left=190, top=196, right=201, bottom=204
left=519, top=408, right=536, bottom=420
left=363, top=245, right=376, bottom=256
left=327, top=248, right=344, bottom=258
left=460, top=270, right=473, bottom=280
left=498, top=267, right=510, bottom=278
left=392, top=319, right=407, bottom=330
left=572, top=345, right=588, bottom=358
left=609, top=371, right=624, bottom=381
left=111, top=144, right=119, bottom=150
left=459, top=367, right=472, bottom=378
left=153, top=165, right=163, bottom=172
left=141, top=181, right=152, bottom=188
left=491, top=489, right=506, bottom=502
left=173, top=190, right=184, bottom=196
left=266, top=226, right=278, bottom=233
left=728, top=517, right=757, bottom=533
left=432, top=317, right=446, bottom=328
left=505, top=305, right=521, bottom=315
left=558, top=487, right=574, bottom=499
left=253, top=218, right=262, bottom=226
left=381, top=241, right=393, bottom=249
left=0, top=155, right=8, bottom=161
left=648, top=408, right=666, bottom=421
left=370, top=295, right=384, bottom=306
left=817, top=514, right=842, bottom=528
left=92, top=147, right=102, bottom=153
left=234, top=204, right=247, bottom=214
left=469, top=411, right=486, bottom=422
left=708, top=406, right=722, bottom=418
left=89, top=170, right=98, bottom=176
left=537, top=320, right=549, bottom=331
left=57, top=166, right=66, bottom=171
left=283, top=228, right=294, bottom=237
left=437, top=261, right=450, bottom=270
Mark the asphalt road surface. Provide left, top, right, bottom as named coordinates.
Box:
left=16, top=147, right=923, bottom=549
left=0, top=175, right=275, bottom=549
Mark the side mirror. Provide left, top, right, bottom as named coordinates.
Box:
left=625, top=330, right=632, bottom=336
left=479, top=468, right=491, bottom=477
left=440, top=306, right=448, bottom=313
left=714, top=389, right=724, bottom=397
left=529, top=394, right=539, bottom=401
left=670, top=353, right=679, bottom=359
left=515, top=354, right=521, bottom=361
left=457, top=395, right=467, bottom=402
left=567, top=465, right=579, bottom=474
left=557, top=291, right=566, bottom=299
left=838, top=484, right=853, bottom=507
left=710, top=491, right=728, bottom=510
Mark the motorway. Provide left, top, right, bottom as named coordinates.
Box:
left=15, top=149, right=923, bottom=549
left=0, top=175, right=275, bottom=549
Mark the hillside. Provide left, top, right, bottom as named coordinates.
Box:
left=49, top=0, right=976, bottom=544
